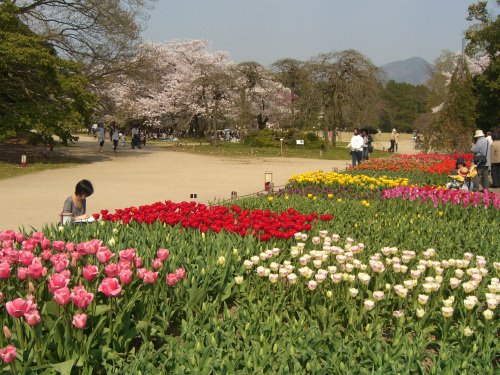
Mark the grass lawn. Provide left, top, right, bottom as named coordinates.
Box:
left=170, top=141, right=387, bottom=160
left=0, top=139, right=85, bottom=180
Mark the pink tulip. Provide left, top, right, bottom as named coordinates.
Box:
left=17, top=267, right=28, bottom=280
left=175, top=267, right=186, bottom=280
left=65, top=242, right=76, bottom=252
left=21, top=241, right=35, bottom=252
left=24, top=310, right=41, bottom=326
left=96, top=247, right=115, bottom=264
left=53, top=287, right=71, bottom=305
left=72, top=313, right=87, bottom=329
left=40, top=238, right=51, bottom=250
left=15, top=232, right=25, bottom=244
left=19, top=251, right=34, bottom=266
left=166, top=273, right=178, bottom=287
left=51, top=241, right=66, bottom=252
left=104, top=263, right=119, bottom=278
left=0, top=345, right=16, bottom=364
left=60, top=269, right=71, bottom=279
left=136, top=268, right=146, bottom=279
left=0, top=262, right=11, bottom=279
left=119, top=248, right=136, bottom=262
left=27, top=263, right=43, bottom=279
left=82, top=264, right=99, bottom=282
left=4, top=249, right=18, bottom=263
left=118, top=260, right=132, bottom=271
left=152, top=258, right=162, bottom=270
left=6, top=298, right=36, bottom=318
left=71, top=286, right=94, bottom=309
left=133, top=256, right=142, bottom=268
left=98, top=277, right=122, bottom=297
left=84, top=240, right=101, bottom=255
left=143, top=270, right=158, bottom=284
left=50, top=254, right=69, bottom=272
left=48, top=273, right=69, bottom=293
left=119, top=269, right=133, bottom=285
left=156, top=248, right=170, bottom=261
left=41, top=250, right=52, bottom=261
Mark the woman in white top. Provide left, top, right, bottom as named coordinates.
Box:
left=347, top=128, right=364, bottom=167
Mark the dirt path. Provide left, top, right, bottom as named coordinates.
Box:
left=0, top=136, right=352, bottom=231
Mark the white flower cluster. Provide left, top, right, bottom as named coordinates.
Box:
left=236, top=231, right=498, bottom=324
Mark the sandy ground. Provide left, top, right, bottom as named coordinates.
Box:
left=0, top=135, right=420, bottom=231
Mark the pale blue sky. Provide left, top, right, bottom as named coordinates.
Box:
left=142, top=0, right=485, bottom=67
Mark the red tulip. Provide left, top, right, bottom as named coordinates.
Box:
left=72, top=313, right=87, bottom=330
left=98, top=277, right=122, bottom=297
left=0, top=345, right=16, bottom=364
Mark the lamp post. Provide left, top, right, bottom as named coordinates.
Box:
left=280, top=138, right=284, bottom=156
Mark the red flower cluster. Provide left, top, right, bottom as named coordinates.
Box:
left=96, top=201, right=321, bottom=241
left=353, top=154, right=473, bottom=175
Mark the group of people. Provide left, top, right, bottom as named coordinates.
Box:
left=469, top=128, right=500, bottom=191
left=346, top=128, right=374, bottom=167
left=92, top=122, right=126, bottom=152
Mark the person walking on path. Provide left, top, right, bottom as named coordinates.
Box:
left=96, top=123, right=105, bottom=153
left=490, top=130, right=500, bottom=188
left=131, top=126, right=141, bottom=149
left=389, top=129, right=399, bottom=152
left=347, top=128, right=364, bottom=167
left=471, top=129, right=491, bottom=191
left=110, top=122, right=119, bottom=152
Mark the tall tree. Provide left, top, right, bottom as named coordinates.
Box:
left=420, top=58, right=477, bottom=152
left=0, top=3, right=94, bottom=143
left=308, top=50, right=380, bottom=147
left=10, top=0, right=156, bottom=80
left=465, top=0, right=500, bottom=130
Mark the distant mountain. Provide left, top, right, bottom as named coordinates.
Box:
left=380, top=57, right=433, bottom=85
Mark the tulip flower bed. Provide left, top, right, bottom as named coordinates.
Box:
left=383, top=186, right=500, bottom=209
left=235, top=232, right=498, bottom=373
left=288, top=171, right=409, bottom=190
left=97, top=201, right=319, bottom=241
left=348, top=154, right=474, bottom=186
left=0, top=149, right=498, bottom=373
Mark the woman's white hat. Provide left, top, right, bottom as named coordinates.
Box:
left=474, top=129, right=485, bottom=138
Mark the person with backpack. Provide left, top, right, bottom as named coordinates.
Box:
left=471, top=129, right=491, bottom=191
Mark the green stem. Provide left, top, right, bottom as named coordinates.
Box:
left=108, top=298, right=114, bottom=346
left=14, top=320, right=25, bottom=350
left=10, top=362, right=17, bottom=375
left=35, top=327, right=42, bottom=366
